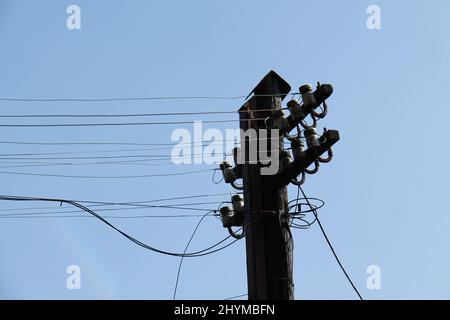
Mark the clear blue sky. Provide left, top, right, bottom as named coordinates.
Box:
left=0, top=0, right=449, bottom=299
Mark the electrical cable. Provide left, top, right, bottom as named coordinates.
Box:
left=0, top=214, right=215, bottom=219
left=0, top=194, right=238, bottom=258
left=227, top=226, right=245, bottom=239
left=211, top=168, right=223, bottom=184
left=0, top=202, right=221, bottom=218
left=0, top=108, right=288, bottom=118
left=0, top=168, right=215, bottom=179
left=173, top=210, right=212, bottom=300
left=0, top=152, right=228, bottom=160
left=0, top=146, right=227, bottom=157
left=224, top=293, right=248, bottom=300
left=0, top=192, right=233, bottom=212
left=297, top=186, right=363, bottom=300
left=0, top=93, right=297, bottom=102
left=0, top=119, right=255, bottom=128
left=0, top=137, right=282, bottom=146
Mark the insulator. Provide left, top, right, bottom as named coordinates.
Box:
left=274, top=117, right=290, bottom=131
left=314, top=83, right=333, bottom=102
left=304, top=127, right=321, bottom=148
left=290, top=137, right=305, bottom=161
left=299, top=84, right=317, bottom=108
left=220, top=206, right=234, bottom=228
left=287, top=99, right=304, bottom=120
left=231, top=194, right=244, bottom=212
left=280, top=150, right=293, bottom=168
left=265, top=110, right=289, bottom=131
left=271, top=109, right=284, bottom=119
left=219, top=161, right=236, bottom=183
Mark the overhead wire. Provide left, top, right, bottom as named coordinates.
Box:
left=0, top=200, right=220, bottom=213
left=297, top=186, right=363, bottom=300
left=0, top=93, right=297, bottom=102
left=173, top=210, right=213, bottom=300
left=0, top=168, right=216, bottom=179
left=0, top=194, right=239, bottom=258
left=0, top=214, right=215, bottom=219
left=224, top=293, right=248, bottom=300
left=0, top=119, right=253, bottom=128
left=0, top=201, right=222, bottom=218
left=0, top=108, right=288, bottom=118
left=71, top=192, right=241, bottom=206
left=0, top=138, right=289, bottom=147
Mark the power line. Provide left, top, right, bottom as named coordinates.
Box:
left=0, top=147, right=217, bottom=157
left=0, top=168, right=215, bottom=179
left=0, top=93, right=296, bottom=103
left=0, top=152, right=228, bottom=159
left=0, top=202, right=221, bottom=217
left=0, top=154, right=185, bottom=160
left=173, top=210, right=212, bottom=300
left=0, top=200, right=219, bottom=213
left=0, top=214, right=215, bottom=219
left=0, top=143, right=244, bottom=156
left=297, top=186, right=363, bottom=300
left=0, top=96, right=248, bottom=102
left=0, top=191, right=238, bottom=213
left=0, top=108, right=287, bottom=118
left=0, top=192, right=241, bottom=217
left=0, top=157, right=208, bottom=168
left=73, top=192, right=240, bottom=206
left=0, top=149, right=279, bottom=161
left=0, top=119, right=244, bottom=128
left=0, top=111, right=239, bottom=118
left=0, top=194, right=239, bottom=258
left=0, top=162, right=175, bottom=170
left=0, top=140, right=219, bottom=146
left=0, top=138, right=286, bottom=146
left=224, top=293, right=248, bottom=300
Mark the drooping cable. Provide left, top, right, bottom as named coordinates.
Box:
left=0, top=195, right=238, bottom=258
left=297, top=186, right=363, bottom=300
left=173, top=210, right=213, bottom=300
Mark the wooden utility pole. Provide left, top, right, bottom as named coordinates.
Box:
left=218, top=70, right=339, bottom=300
left=239, top=71, right=294, bottom=300
left=235, top=71, right=340, bottom=300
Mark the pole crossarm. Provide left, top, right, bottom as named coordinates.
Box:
left=273, top=129, right=340, bottom=189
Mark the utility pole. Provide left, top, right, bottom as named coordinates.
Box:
left=238, top=71, right=293, bottom=300
left=218, top=70, right=340, bottom=300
